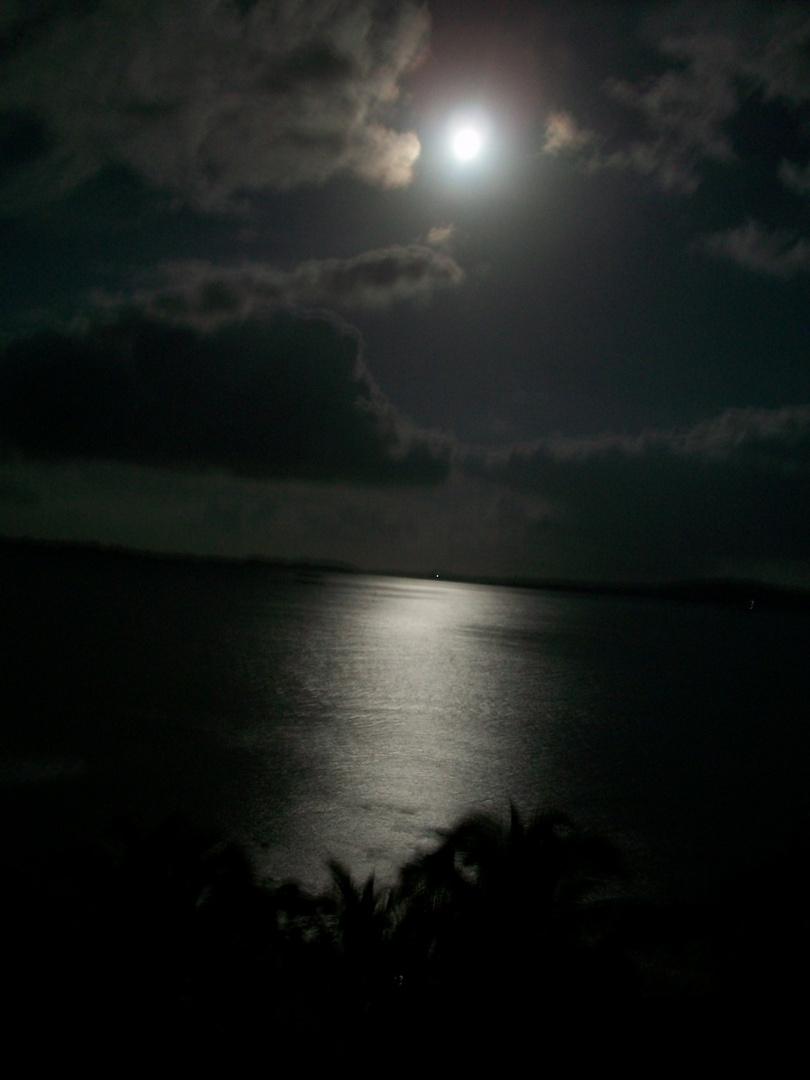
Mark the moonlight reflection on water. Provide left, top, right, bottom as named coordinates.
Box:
left=3, top=551, right=809, bottom=900
left=241, top=577, right=576, bottom=887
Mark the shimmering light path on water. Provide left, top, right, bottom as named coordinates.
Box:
left=211, top=573, right=810, bottom=898
left=235, top=576, right=588, bottom=887
left=3, top=550, right=810, bottom=900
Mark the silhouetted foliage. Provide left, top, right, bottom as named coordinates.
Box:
left=3, top=805, right=810, bottom=1071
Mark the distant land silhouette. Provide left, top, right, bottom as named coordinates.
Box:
left=3, top=533, right=810, bottom=612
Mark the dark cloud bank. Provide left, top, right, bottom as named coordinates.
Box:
left=475, top=407, right=810, bottom=579
left=0, top=312, right=450, bottom=487
left=3, top=306, right=810, bottom=582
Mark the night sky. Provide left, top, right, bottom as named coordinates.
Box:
left=1, top=0, right=809, bottom=583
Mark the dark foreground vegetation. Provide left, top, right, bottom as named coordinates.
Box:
left=3, top=807, right=809, bottom=1074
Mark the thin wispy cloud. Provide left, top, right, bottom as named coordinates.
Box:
left=113, top=241, right=465, bottom=326
left=700, top=220, right=810, bottom=277
left=541, top=3, right=810, bottom=196
left=779, top=158, right=810, bottom=195
left=541, top=111, right=597, bottom=156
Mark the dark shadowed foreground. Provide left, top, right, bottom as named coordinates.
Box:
left=3, top=807, right=808, bottom=1074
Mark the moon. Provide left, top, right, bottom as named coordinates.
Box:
left=452, top=126, right=482, bottom=161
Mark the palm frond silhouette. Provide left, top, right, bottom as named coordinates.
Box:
left=390, top=804, right=630, bottom=1023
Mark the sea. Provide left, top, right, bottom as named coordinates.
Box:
left=3, top=542, right=810, bottom=901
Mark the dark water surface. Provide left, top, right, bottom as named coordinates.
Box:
left=3, top=545, right=810, bottom=899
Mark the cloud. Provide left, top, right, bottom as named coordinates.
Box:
left=654, top=3, right=810, bottom=106
left=115, top=240, right=465, bottom=325
left=486, top=403, right=810, bottom=482
left=594, top=140, right=705, bottom=195
left=5, top=387, right=810, bottom=582
left=779, top=158, right=810, bottom=195
left=541, top=111, right=597, bottom=156
left=699, top=220, right=810, bottom=277
left=540, top=80, right=734, bottom=196
left=544, top=3, right=810, bottom=195
left=541, top=108, right=707, bottom=195
left=425, top=224, right=454, bottom=246
left=0, top=0, right=428, bottom=210
left=0, top=459, right=539, bottom=578
left=0, top=474, right=35, bottom=506
left=0, top=311, right=452, bottom=486
left=604, top=69, right=737, bottom=164
left=599, top=61, right=737, bottom=193
left=468, top=404, right=810, bottom=579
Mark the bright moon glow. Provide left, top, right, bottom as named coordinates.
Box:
left=452, top=127, right=482, bottom=160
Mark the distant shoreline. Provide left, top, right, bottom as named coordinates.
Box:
left=3, top=532, right=810, bottom=612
